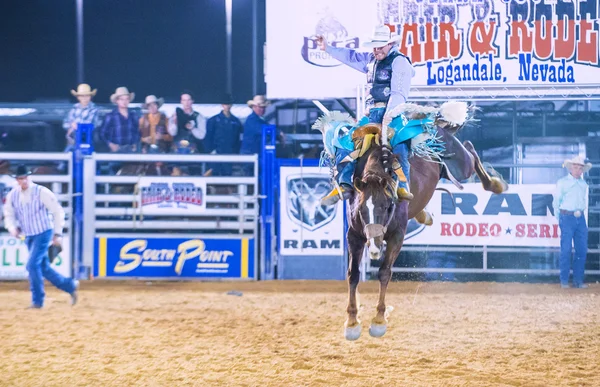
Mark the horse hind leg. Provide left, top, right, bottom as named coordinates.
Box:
left=463, top=140, right=508, bottom=194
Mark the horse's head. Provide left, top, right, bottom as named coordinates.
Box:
left=354, top=146, right=397, bottom=260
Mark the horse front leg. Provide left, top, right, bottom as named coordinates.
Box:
left=370, top=231, right=404, bottom=338
left=463, top=140, right=508, bottom=194
left=345, top=230, right=366, bottom=341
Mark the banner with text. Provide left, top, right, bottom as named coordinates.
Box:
left=0, top=235, right=72, bottom=279
left=137, top=177, right=206, bottom=216
left=266, top=0, right=600, bottom=98
left=403, top=183, right=579, bottom=247
left=94, top=237, right=255, bottom=279
left=279, top=166, right=345, bottom=256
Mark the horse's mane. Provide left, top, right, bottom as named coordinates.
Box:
left=357, top=146, right=396, bottom=205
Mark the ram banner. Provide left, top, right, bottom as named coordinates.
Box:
left=279, top=167, right=345, bottom=256
left=403, top=183, right=584, bottom=247
left=266, top=0, right=600, bottom=99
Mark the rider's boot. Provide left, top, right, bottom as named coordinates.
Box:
left=321, top=161, right=355, bottom=206
left=392, top=142, right=414, bottom=202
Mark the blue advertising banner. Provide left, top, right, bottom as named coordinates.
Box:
left=94, top=237, right=255, bottom=279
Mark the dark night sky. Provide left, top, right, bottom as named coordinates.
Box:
left=0, top=0, right=265, bottom=104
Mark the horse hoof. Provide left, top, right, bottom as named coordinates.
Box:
left=369, top=323, right=387, bottom=338
left=490, top=177, right=508, bottom=194
left=344, top=324, right=362, bottom=341
left=415, top=210, right=433, bottom=226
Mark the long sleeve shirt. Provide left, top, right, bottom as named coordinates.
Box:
left=553, top=173, right=589, bottom=219
left=205, top=112, right=243, bottom=154
left=3, top=184, right=65, bottom=235
left=240, top=112, right=267, bottom=155
left=100, top=108, right=141, bottom=146
left=62, top=102, right=101, bottom=131
left=325, top=45, right=414, bottom=116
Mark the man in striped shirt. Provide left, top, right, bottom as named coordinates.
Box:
left=3, top=165, right=79, bottom=308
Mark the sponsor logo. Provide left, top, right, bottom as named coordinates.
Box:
left=286, top=174, right=337, bottom=231
left=140, top=182, right=203, bottom=209
left=301, top=9, right=360, bottom=67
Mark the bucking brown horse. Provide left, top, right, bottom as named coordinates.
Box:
left=343, top=121, right=507, bottom=341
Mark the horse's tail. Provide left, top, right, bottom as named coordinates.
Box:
left=435, top=187, right=456, bottom=209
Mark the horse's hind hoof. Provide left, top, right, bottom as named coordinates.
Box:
left=490, top=177, right=508, bottom=194
left=369, top=323, right=387, bottom=338
left=415, top=210, right=433, bottom=226
left=344, top=324, right=362, bottom=341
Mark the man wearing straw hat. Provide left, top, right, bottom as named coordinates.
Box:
left=317, top=25, right=416, bottom=204
left=3, top=165, right=79, bottom=308
left=553, top=156, right=592, bottom=289
left=63, top=84, right=100, bottom=152
left=100, top=87, right=140, bottom=153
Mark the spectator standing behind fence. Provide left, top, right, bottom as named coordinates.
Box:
left=241, top=95, right=270, bottom=156
left=168, top=91, right=207, bottom=153
left=100, top=87, right=140, bottom=153
left=3, top=165, right=79, bottom=309
left=62, top=84, right=100, bottom=152
left=553, top=155, right=592, bottom=289
left=139, top=95, right=172, bottom=153
left=205, top=94, right=242, bottom=175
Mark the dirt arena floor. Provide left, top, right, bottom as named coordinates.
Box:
left=1, top=280, right=599, bottom=387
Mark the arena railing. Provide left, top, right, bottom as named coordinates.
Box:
left=80, top=152, right=260, bottom=280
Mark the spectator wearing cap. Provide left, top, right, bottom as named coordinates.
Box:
left=99, top=87, right=140, bottom=153
left=139, top=95, right=172, bottom=153
left=63, top=84, right=100, bottom=152
left=553, top=155, right=593, bottom=289
left=168, top=91, right=207, bottom=153
left=205, top=94, right=243, bottom=175
left=240, top=95, right=270, bottom=157
left=3, top=165, right=78, bottom=308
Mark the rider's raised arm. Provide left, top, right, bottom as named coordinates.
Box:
left=325, top=45, right=372, bottom=74
left=384, top=54, right=415, bottom=118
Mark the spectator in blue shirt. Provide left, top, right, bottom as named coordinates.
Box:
left=205, top=94, right=243, bottom=175
left=100, top=87, right=140, bottom=153
left=240, top=95, right=269, bottom=156
left=553, top=156, right=592, bottom=289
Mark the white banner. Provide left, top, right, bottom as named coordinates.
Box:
left=404, top=183, right=577, bottom=247
left=266, top=0, right=600, bottom=99
left=279, top=167, right=344, bottom=256
left=137, top=177, right=206, bottom=215
left=266, top=0, right=377, bottom=99
left=0, top=235, right=72, bottom=279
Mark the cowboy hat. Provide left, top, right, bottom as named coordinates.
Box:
left=247, top=95, right=270, bottom=108
left=220, top=93, right=234, bottom=105
left=9, top=164, right=33, bottom=178
left=71, top=83, right=97, bottom=97
left=110, top=87, right=135, bottom=104
left=563, top=155, right=593, bottom=172
left=142, top=95, right=164, bottom=109
left=362, top=25, right=402, bottom=48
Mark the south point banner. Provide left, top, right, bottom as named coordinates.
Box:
left=266, top=0, right=600, bottom=99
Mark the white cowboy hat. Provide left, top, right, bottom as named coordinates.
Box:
left=110, top=87, right=135, bottom=104
left=142, top=95, right=164, bottom=109
left=71, top=83, right=97, bottom=97
left=247, top=95, right=270, bottom=108
left=362, top=25, right=402, bottom=48
left=563, top=155, right=592, bottom=172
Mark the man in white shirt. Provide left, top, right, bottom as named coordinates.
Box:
left=3, top=165, right=79, bottom=308
left=553, top=156, right=592, bottom=289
